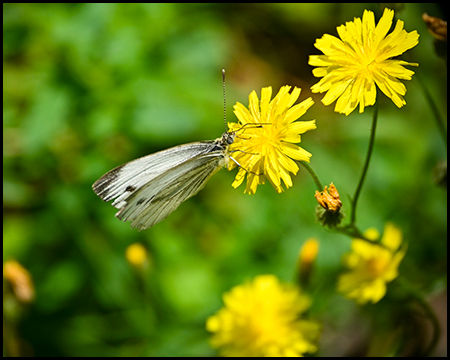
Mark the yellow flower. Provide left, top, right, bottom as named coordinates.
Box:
left=337, top=223, right=407, bottom=305
left=125, top=243, right=151, bottom=270
left=297, top=238, right=320, bottom=287
left=309, top=8, right=419, bottom=115
left=228, top=86, right=316, bottom=194
left=206, top=275, right=321, bottom=357
left=3, top=260, right=35, bottom=303
left=299, top=238, right=320, bottom=267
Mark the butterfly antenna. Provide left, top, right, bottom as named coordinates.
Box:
left=222, top=69, right=227, bottom=130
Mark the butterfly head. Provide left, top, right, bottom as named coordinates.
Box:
left=222, top=131, right=235, bottom=146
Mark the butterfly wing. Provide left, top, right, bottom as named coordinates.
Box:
left=117, top=151, right=227, bottom=230
left=93, top=141, right=218, bottom=204
left=93, top=140, right=228, bottom=230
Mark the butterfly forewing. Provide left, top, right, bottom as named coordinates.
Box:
left=92, top=134, right=232, bottom=230
left=93, top=141, right=219, bottom=203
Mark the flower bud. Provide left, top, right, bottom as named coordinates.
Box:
left=422, top=13, right=447, bottom=41
left=296, top=238, right=319, bottom=287
left=315, top=183, right=344, bottom=227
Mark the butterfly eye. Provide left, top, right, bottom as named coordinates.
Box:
left=222, top=132, right=235, bottom=145
left=226, top=133, right=235, bottom=145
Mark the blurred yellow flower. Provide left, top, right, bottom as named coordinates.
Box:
left=206, top=275, right=321, bottom=357
left=228, top=86, right=316, bottom=194
left=125, top=243, right=150, bottom=270
left=3, top=260, right=35, bottom=303
left=299, top=238, right=320, bottom=266
left=337, top=223, right=406, bottom=305
left=309, top=8, right=419, bottom=115
left=297, top=238, right=320, bottom=287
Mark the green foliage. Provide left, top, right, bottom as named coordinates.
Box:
left=3, top=3, right=446, bottom=357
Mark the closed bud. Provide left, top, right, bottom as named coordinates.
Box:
left=422, top=13, right=447, bottom=41
left=296, top=238, right=319, bottom=287
left=315, top=183, right=344, bottom=228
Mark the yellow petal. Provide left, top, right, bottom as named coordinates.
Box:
left=281, top=142, right=312, bottom=162
left=248, top=90, right=260, bottom=122
left=285, top=98, right=315, bottom=124
left=381, top=223, right=402, bottom=251
left=233, top=102, right=252, bottom=125
left=260, top=86, right=272, bottom=122
left=231, top=167, right=246, bottom=188
left=286, top=120, right=317, bottom=137
left=373, top=8, right=394, bottom=47
left=277, top=152, right=299, bottom=174
left=287, top=87, right=301, bottom=108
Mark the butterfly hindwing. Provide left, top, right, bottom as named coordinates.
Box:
left=117, top=152, right=226, bottom=230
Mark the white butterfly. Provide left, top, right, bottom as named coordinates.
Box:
left=92, top=131, right=236, bottom=231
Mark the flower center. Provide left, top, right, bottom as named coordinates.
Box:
left=366, top=257, right=388, bottom=278
left=246, top=308, right=289, bottom=348
left=258, top=125, right=280, bottom=147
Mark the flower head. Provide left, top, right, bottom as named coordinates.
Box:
left=309, top=8, right=419, bottom=115
left=228, top=86, right=316, bottom=194
left=206, top=275, right=321, bottom=357
left=3, top=260, right=35, bottom=303
left=125, top=243, right=151, bottom=270
left=337, top=223, right=407, bottom=305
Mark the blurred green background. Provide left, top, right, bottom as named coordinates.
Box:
left=3, top=3, right=446, bottom=357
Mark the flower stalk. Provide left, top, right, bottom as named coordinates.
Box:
left=350, top=101, right=379, bottom=226
left=300, top=161, right=322, bottom=191
left=415, top=73, right=447, bottom=147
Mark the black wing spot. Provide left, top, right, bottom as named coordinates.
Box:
left=126, top=185, right=137, bottom=192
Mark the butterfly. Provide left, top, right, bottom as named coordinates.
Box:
left=92, top=130, right=237, bottom=231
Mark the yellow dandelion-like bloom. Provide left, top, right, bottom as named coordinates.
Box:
left=228, top=86, right=316, bottom=194
left=337, top=223, right=407, bottom=305
left=206, top=275, right=321, bottom=357
left=309, top=8, right=419, bottom=115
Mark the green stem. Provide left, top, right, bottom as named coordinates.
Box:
left=415, top=74, right=447, bottom=147
left=350, top=102, right=379, bottom=225
left=300, top=161, right=323, bottom=191
left=334, top=223, right=390, bottom=248
left=335, top=223, right=367, bottom=240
